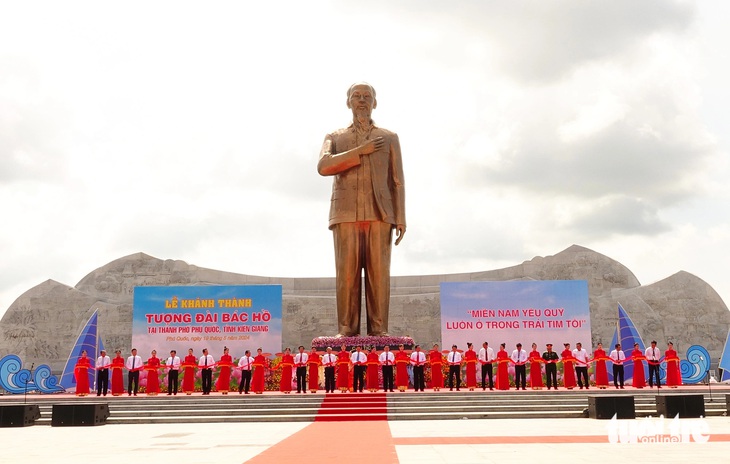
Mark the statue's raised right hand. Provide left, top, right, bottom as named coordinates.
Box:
left=359, top=136, right=385, bottom=156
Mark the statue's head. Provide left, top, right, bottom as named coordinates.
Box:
left=347, top=82, right=376, bottom=100
left=347, top=82, right=377, bottom=117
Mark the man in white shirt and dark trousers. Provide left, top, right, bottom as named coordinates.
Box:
left=294, top=346, right=309, bottom=393
left=410, top=345, right=426, bottom=392
left=447, top=345, right=462, bottom=391
left=199, top=348, right=215, bottom=395
left=321, top=347, right=337, bottom=393
left=126, top=348, right=143, bottom=396
left=166, top=350, right=181, bottom=395
left=572, top=342, right=590, bottom=389
left=379, top=345, right=395, bottom=392
left=238, top=350, right=254, bottom=394
left=511, top=343, right=528, bottom=390
left=645, top=340, right=662, bottom=388
left=351, top=346, right=367, bottom=393
left=96, top=349, right=110, bottom=396
left=478, top=342, right=495, bottom=390
left=610, top=343, right=625, bottom=389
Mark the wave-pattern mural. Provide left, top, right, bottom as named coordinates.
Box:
left=0, top=354, right=65, bottom=393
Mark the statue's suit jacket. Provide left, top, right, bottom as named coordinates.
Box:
left=318, top=124, right=406, bottom=229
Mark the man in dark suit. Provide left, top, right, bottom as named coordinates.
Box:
left=542, top=344, right=559, bottom=390
left=318, top=82, right=406, bottom=336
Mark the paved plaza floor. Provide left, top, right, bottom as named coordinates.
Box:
left=4, top=415, right=730, bottom=463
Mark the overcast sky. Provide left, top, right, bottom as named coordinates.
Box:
left=2, top=1, right=729, bottom=320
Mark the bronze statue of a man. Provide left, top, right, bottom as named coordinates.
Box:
left=317, top=83, right=406, bottom=337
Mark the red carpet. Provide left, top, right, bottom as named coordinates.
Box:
left=315, top=392, right=388, bottom=421
left=245, top=421, right=398, bottom=463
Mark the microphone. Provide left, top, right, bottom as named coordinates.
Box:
left=24, top=363, right=35, bottom=404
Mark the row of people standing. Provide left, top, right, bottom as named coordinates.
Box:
left=460, top=340, right=682, bottom=391
left=74, top=340, right=682, bottom=396
left=429, top=340, right=681, bottom=391
left=285, top=344, right=429, bottom=394
left=608, top=340, right=682, bottom=389
left=74, top=346, right=270, bottom=396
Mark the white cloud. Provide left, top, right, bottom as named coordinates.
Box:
left=1, top=0, right=730, bottom=320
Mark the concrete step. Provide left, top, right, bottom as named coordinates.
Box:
left=9, top=386, right=727, bottom=424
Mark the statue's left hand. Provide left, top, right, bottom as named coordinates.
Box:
left=394, top=225, right=406, bottom=246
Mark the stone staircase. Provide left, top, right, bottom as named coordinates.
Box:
left=7, top=386, right=727, bottom=425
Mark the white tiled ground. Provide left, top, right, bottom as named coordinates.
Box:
left=3, top=417, right=730, bottom=464
left=390, top=417, right=730, bottom=463
left=3, top=422, right=309, bottom=464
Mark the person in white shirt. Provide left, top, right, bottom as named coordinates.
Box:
left=95, top=349, right=111, bottom=396
left=294, top=346, right=309, bottom=393
left=126, top=348, right=143, bottom=396
left=166, top=350, right=181, bottom=395
left=410, top=345, right=427, bottom=392
left=511, top=343, right=528, bottom=390
left=379, top=345, right=395, bottom=392
left=321, top=347, right=337, bottom=393
left=645, top=340, right=662, bottom=388
left=609, top=343, right=626, bottom=388
left=447, top=345, right=462, bottom=391
left=199, top=348, right=215, bottom=395
left=572, top=342, right=590, bottom=389
left=478, top=342, right=495, bottom=391
left=237, top=350, right=255, bottom=394
left=350, top=346, right=367, bottom=392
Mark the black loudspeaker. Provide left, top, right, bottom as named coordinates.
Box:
left=588, top=396, right=636, bottom=419
left=0, top=404, right=41, bottom=427
left=656, top=395, right=705, bottom=418
left=51, top=403, right=110, bottom=426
